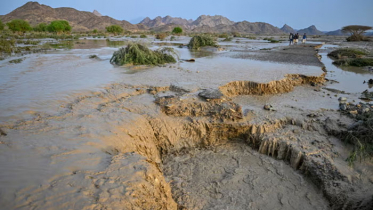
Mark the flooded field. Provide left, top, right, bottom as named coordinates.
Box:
left=0, top=36, right=372, bottom=210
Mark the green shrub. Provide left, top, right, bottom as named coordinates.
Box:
left=156, top=33, right=167, bottom=40
left=106, top=25, right=124, bottom=35
left=93, top=29, right=98, bottom=33
left=327, top=48, right=367, bottom=59
left=110, top=43, right=178, bottom=65
left=218, top=34, right=229, bottom=39
left=187, top=35, right=218, bottom=49
left=140, top=34, right=147, bottom=38
left=333, top=58, right=373, bottom=67
left=172, top=27, right=183, bottom=35
left=0, top=20, right=4, bottom=31
left=9, top=58, right=24, bottom=64
left=130, top=35, right=138, bottom=38
left=47, top=20, right=72, bottom=33
left=33, top=23, right=48, bottom=32
left=6, top=19, right=32, bottom=33
left=232, top=32, right=241, bottom=37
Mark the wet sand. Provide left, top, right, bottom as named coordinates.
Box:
left=0, top=36, right=372, bottom=210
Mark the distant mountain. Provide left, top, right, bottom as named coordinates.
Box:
left=365, top=31, right=373, bottom=36
left=92, top=10, right=102, bottom=17
left=141, top=15, right=283, bottom=34
left=325, top=29, right=347, bottom=36
left=192, top=21, right=284, bottom=34
left=140, top=16, right=193, bottom=29
left=297, top=25, right=324, bottom=35
left=192, top=15, right=234, bottom=28
left=280, top=24, right=297, bottom=34
left=0, top=1, right=143, bottom=31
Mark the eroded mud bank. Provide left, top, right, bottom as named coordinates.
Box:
left=1, top=44, right=372, bottom=210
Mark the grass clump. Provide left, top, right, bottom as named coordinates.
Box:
left=110, top=43, right=178, bottom=66
left=187, top=35, right=218, bottom=49
left=155, top=33, right=167, bottom=40
left=9, top=58, right=24, bottom=64
left=222, top=37, right=232, bottom=42
left=327, top=48, right=367, bottom=59
left=89, top=55, right=98, bottom=59
left=333, top=58, right=373, bottom=67
left=344, top=114, right=373, bottom=166
left=140, top=34, right=147, bottom=38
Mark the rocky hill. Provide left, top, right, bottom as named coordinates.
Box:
left=325, top=29, right=347, bottom=36
left=191, top=21, right=283, bottom=34
left=0, top=1, right=143, bottom=31
left=297, top=25, right=324, bottom=35
left=141, top=15, right=283, bottom=34
left=92, top=10, right=102, bottom=17
left=140, top=16, right=193, bottom=29
left=280, top=24, right=297, bottom=34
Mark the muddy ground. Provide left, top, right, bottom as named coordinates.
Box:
left=0, top=36, right=373, bottom=210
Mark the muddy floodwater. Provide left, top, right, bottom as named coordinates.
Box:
left=0, top=37, right=372, bottom=210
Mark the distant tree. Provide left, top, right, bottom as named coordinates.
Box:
left=6, top=19, right=32, bottom=33
left=47, top=20, right=72, bottom=34
left=172, top=27, right=183, bottom=35
left=33, top=23, right=48, bottom=32
left=93, top=29, right=98, bottom=34
left=106, top=25, right=124, bottom=35
left=0, top=19, right=4, bottom=31
left=342, top=25, right=372, bottom=41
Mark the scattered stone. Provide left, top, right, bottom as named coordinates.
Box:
left=338, top=97, right=347, bottom=101
left=198, top=89, right=224, bottom=100
left=263, top=104, right=275, bottom=111
left=347, top=121, right=363, bottom=130
left=310, top=82, right=316, bottom=86
left=349, top=110, right=358, bottom=115
left=368, top=79, right=373, bottom=85
left=0, top=128, right=6, bottom=136
left=339, top=103, right=347, bottom=111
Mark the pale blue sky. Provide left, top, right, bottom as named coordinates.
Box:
left=0, top=0, right=372, bottom=31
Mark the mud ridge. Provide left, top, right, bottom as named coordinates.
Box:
left=220, top=73, right=326, bottom=97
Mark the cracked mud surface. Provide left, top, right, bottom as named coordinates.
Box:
left=1, top=40, right=373, bottom=210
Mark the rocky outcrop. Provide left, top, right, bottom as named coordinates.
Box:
left=281, top=24, right=297, bottom=34
left=92, top=10, right=102, bottom=17
left=0, top=1, right=142, bottom=31
left=297, top=25, right=324, bottom=35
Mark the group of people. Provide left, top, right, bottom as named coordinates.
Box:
left=289, top=33, right=306, bottom=45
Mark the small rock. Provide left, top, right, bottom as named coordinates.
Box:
left=263, top=104, right=274, bottom=111
left=338, top=97, right=347, bottom=101
left=349, top=110, right=358, bottom=115
left=198, top=89, right=224, bottom=100
left=310, top=82, right=316, bottom=86
left=339, top=103, right=347, bottom=111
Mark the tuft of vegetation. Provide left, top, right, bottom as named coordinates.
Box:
left=232, top=32, right=241, bottom=37
left=0, top=38, right=16, bottom=54
left=155, top=33, right=167, bottom=40
left=6, top=19, right=32, bottom=33
left=130, top=35, right=138, bottom=38
left=0, top=20, right=4, bottom=31
left=33, top=23, right=48, bottom=32
left=187, top=35, right=218, bottom=49
left=9, top=58, right=24, bottom=64
left=328, top=48, right=367, bottom=59
left=342, top=25, right=372, bottom=42
left=47, top=20, right=72, bottom=34
left=172, top=27, right=183, bottom=35
left=93, top=29, right=98, bottom=34
left=222, top=37, right=232, bottom=42
left=218, top=34, right=229, bottom=39
left=140, top=34, right=147, bottom=38
left=170, top=36, right=176, bottom=41
left=333, top=58, right=373, bottom=67
left=344, top=113, right=373, bottom=166
left=89, top=55, right=98, bottom=59
left=110, top=43, right=178, bottom=66
left=106, top=25, right=124, bottom=35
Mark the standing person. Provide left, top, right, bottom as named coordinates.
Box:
left=295, top=33, right=299, bottom=44
left=289, top=33, right=293, bottom=45
left=302, top=33, right=307, bottom=44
